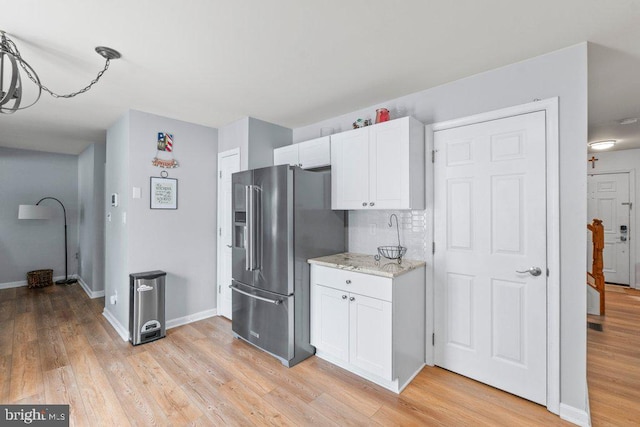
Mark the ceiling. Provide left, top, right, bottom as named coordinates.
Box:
left=2, top=0, right=640, bottom=155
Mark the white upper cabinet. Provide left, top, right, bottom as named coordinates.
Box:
left=331, top=117, right=425, bottom=210
left=273, top=136, right=331, bottom=169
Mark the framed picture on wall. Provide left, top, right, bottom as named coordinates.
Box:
left=150, top=176, right=178, bottom=209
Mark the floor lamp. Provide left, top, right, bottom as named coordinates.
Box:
left=18, top=197, right=77, bottom=285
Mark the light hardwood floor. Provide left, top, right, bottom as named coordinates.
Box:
left=587, top=284, right=640, bottom=426
left=1, top=283, right=574, bottom=426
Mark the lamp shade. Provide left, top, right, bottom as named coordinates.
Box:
left=18, top=204, right=53, bottom=220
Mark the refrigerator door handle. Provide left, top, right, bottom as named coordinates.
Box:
left=229, top=284, right=282, bottom=305
left=245, top=185, right=261, bottom=271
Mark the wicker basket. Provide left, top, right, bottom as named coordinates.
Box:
left=27, top=269, right=54, bottom=289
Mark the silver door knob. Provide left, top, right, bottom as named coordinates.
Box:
left=516, top=267, right=542, bottom=276
left=346, top=280, right=351, bottom=284
left=349, top=296, right=355, bottom=301
left=342, top=295, right=347, bottom=300
left=362, top=202, right=367, bottom=206
left=369, top=202, right=375, bottom=206
left=621, top=236, right=627, bottom=242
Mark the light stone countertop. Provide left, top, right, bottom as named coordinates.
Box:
left=307, top=252, right=426, bottom=278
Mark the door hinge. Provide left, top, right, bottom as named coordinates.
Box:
left=431, top=150, right=435, bottom=163
left=218, top=285, right=221, bottom=293
left=219, top=171, right=222, bottom=179
left=219, top=227, right=222, bottom=236
left=432, top=333, right=435, bottom=346
left=432, top=242, right=435, bottom=254
left=547, top=268, right=550, bottom=277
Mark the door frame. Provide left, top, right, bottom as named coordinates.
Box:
left=424, top=97, right=560, bottom=414
left=588, top=170, right=636, bottom=288
left=216, top=148, right=240, bottom=318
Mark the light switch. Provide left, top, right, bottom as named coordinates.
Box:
left=132, top=187, right=141, bottom=199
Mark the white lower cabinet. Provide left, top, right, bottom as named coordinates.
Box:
left=310, top=264, right=425, bottom=393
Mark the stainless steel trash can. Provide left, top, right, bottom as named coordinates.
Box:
left=129, top=270, right=166, bottom=345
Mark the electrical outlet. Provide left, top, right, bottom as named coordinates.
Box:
left=110, top=291, right=118, bottom=305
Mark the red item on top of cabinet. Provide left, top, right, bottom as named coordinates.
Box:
left=375, top=108, right=390, bottom=123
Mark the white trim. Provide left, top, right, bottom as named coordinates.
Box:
left=587, top=169, right=637, bottom=289
left=216, top=147, right=241, bottom=319
left=166, top=308, right=217, bottom=329
left=427, top=97, right=561, bottom=415
left=102, top=308, right=129, bottom=341
left=560, top=403, right=591, bottom=427
left=0, top=280, right=27, bottom=290
left=76, top=276, right=105, bottom=299
left=424, top=125, right=435, bottom=367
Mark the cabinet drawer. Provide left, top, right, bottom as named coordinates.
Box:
left=311, top=265, right=392, bottom=302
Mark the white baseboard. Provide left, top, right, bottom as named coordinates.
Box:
left=0, top=275, right=74, bottom=290
left=76, top=276, right=105, bottom=299
left=102, top=308, right=129, bottom=342
left=560, top=403, right=591, bottom=427
left=166, top=308, right=217, bottom=330
left=0, top=280, right=26, bottom=290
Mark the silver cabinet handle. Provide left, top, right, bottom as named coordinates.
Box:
left=349, top=296, right=355, bottom=301
left=369, top=202, right=375, bottom=206
left=245, top=185, right=261, bottom=271
left=342, top=295, right=347, bottom=300
left=346, top=279, right=351, bottom=284
left=362, top=202, right=367, bottom=206
left=516, top=267, right=542, bottom=276
left=230, top=284, right=282, bottom=305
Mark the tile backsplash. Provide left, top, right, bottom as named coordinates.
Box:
left=348, top=209, right=429, bottom=261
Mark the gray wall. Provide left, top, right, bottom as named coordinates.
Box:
left=78, top=142, right=106, bottom=292
left=294, top=44, right=588, bottom=413
left=247, top=117, right=292, bottom=169
left=217, top=116, right=292, bottom=170
left=0, top=147, right=79, bottom=284
left=105, top=113, right=131, bottom=328
left=105, top=110, right=218, bottom=332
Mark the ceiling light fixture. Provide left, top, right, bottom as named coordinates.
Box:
left=0, top=30, right=121, bottom=114
left=589, top=140, right=616, bottom=151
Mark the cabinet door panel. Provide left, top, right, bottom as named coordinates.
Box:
left=349, top=294, right=392, bottom=380
left=369, top=118, right=410, bottom=208
left=311, top=284, right=349, bottom=362
left=299, top=136, right=331, bottom=169
left=274, top=145, right=299, bottom=166
left=331, top=128, right=370, bottom=209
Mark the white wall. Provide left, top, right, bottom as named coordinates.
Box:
left=105, top=110, right=218, bottom=335
left=0, top=147, right=79, bottom=284
left=588, top=148, right=640, bottom=287
left=78, top=143, right=106, bottom=293
left=294, top=44, right=588, bottom=414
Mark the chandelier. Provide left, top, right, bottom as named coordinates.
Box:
left=0, top=30, right=121, bottom=114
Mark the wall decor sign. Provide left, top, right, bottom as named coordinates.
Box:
left=150, top=173, right=178, bottom=209
left=152, top=131, right=179, bottom=168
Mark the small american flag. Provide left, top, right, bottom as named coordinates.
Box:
left=165, top=133, right=173, bottom=152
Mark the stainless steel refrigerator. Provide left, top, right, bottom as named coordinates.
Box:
left=231, top=164, right=345, bottom=367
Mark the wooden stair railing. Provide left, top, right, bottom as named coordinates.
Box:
left=587, top=218, right=605, bottom=315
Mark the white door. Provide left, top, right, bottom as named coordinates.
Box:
left=434, top=111, right=547, bottom=405
left=331, top=128, right=370, bottom=209
left=217, top=149, right=240, bottom=319
left=310, top=284, right=349, bottom=362
left=369, top=118, right=409, bottom=209
left=349, top=293, right=392, bottom=380
left=587, top=173, right=631, bottom=285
